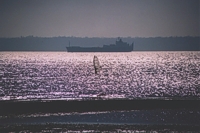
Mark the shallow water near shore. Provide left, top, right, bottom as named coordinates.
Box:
left=1, top=109, right=200, bottom=132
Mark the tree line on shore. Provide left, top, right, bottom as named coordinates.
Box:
left=0, top=36, right=199, bottom=51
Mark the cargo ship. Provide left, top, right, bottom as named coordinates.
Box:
left=66, top=38, right=134, bottom=52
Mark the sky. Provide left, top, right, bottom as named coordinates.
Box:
left=0, top=0, right=199, bottom=38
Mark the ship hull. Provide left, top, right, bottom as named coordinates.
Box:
left=66, top=47, right=133, bottom=52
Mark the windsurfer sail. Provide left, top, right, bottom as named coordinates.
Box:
left=93, top=55, right=101, bottom=74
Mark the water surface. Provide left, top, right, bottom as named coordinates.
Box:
left=0, top=51, right=199, bottom=101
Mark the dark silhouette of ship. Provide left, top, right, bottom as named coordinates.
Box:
left=66, top=38, right=134, bottom=52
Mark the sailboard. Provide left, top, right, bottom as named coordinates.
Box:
left=93, top=55, right=101, bottom=75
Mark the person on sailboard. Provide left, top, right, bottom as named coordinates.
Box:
left=93, top=55, right=101, bottom=75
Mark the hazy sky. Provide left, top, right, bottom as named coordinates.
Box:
left=0, top=0, right=199, bottom=37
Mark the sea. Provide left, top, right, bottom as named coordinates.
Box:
left=0, top=51, right=200, bottom=100
left=0, top=51, right=200, bottom=132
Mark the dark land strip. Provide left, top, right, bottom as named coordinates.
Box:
left=0, top=99, right=200, bottom=116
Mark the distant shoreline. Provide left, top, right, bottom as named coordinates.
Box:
left=0, top=36, right=199, bottom=51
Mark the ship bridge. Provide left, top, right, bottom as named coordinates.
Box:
left=116, top=38, right=130, bottom=47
